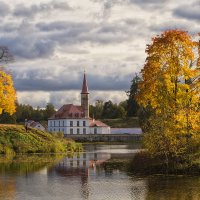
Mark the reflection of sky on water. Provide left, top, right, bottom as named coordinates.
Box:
left=0, top=145, right=199, bottom=200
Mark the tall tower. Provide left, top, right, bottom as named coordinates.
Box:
left=81, top=72, right=89, bottom=118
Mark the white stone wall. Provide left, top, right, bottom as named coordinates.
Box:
left=48, top=119, right=89, bottom=135
left=48, top=119, right=111, bottom=135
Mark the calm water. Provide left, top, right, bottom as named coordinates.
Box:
left=0, top=144, right=199, bottom=200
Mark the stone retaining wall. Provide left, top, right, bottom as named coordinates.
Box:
left=65, top=134, right=143, bottom=142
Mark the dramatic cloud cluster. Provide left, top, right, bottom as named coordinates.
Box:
left=174, top=1, right=200, bottom=21
left=0, top=0, right=199, bottom=108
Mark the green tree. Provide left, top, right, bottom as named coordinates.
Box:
left=127, top=74, right=141, bottom=117
left=0, top=112, right=16, bottom=124
left=90, top=100, right=104, bottom=119
left=44, top=103, right=55, bottom=120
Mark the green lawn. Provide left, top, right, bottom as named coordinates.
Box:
left=0, top=125, right=82, bottom=154
left=101, top=117, right=140, bottom=128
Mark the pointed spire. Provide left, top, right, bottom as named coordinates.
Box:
left=81, top=72, right=89, bottom=94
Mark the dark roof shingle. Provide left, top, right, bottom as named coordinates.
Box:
left=49, top=104, right=85, bottom=119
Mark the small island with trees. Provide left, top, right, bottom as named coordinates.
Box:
left=132, top=30, right=200, bottom=175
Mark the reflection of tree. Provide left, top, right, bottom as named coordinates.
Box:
left=145, top=176, right=200, bottom=200
left=0, top=155, right=64, bottom=175
left=0, top=178, right=16, bottom=200
left=0, top=155, right=64, bottom=200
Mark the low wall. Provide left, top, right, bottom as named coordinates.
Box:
left=65, top=134, right=143, bottom=142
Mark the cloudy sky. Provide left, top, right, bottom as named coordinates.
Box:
left=1, top=0, right=200, bottom=108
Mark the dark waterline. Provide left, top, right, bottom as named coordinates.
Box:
left=0, top=144, right=199, bottom=200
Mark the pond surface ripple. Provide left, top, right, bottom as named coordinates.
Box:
left=0, top=144, right=199, bottom=200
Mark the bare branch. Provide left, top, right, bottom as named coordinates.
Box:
left=0, top=46, right=14, bottom=63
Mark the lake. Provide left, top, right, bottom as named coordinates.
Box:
left=0, top=144, right=199, bottom=200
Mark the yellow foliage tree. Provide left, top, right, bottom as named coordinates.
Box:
left=0, top=70, right=16, bottom=115
left=137, top=30, right=200, bottom=162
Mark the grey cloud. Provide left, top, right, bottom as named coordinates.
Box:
left=13, top=1, right=72, bottom=18
left=49, top=92, right=80, bottom=108
left=0, top=1, right=10, bottom=17
left=173, top=1, right=200, bottom=21
left=0, top=15, right=146, bottom=60
left=38, top=20, right=138, bottom=46
left=130, top=0, right=167, bottom=9
left=37, top=21, right=93, bottom=34
left=0, top=19, right=132, bottom=60
left=149, top=21, right=199, bottom=34
left=0, top=21, right=57, bottom=59
left=0, top=35, right=56, bottom=59
left=92, top=0, right=126, bottom=19
left=13, top=68, right=132, bottom=92
left=0, top=23, right=18, bottom=32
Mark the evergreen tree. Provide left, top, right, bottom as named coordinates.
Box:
left=127, top=74, right=141, bottom=117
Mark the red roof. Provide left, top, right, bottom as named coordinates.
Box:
left=89, top=119, right=109, bottom=127
left=49, top=104, right=86, bottom=119
left=81, top=73, right=89, bottom=94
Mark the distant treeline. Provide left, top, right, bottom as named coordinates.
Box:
left=0, top=103, right=56, bottom=124
left=0, top=75, right=142, bottom=124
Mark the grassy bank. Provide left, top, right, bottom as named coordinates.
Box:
left=0, top=125, right=82, bottom=154
left=101, top=117, right=139, bottom=128
left=129, top=151, right=200, bottom=175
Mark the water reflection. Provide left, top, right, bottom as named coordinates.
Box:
left=0, top=145, right=199, bottom=200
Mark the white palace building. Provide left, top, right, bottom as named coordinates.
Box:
left=48, top=73, right=110, bottom=135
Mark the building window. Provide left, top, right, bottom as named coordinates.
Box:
left=70, top=121, right=73, bottom=127
left=59, top=121, right=60, bottom=126
left=70, top=128, right=73, bottom=134
left=62, top=128, right=64, bottom=132
left=83, top=128, right=86, bottom=134
left=77, top=121, right=79, bottom=127
left=63, top=121, right=64, bottom=126
left=83, top=121, right=86, bottom=127
left=77, top=128, right=80, bottom=134
left=94, top=128, right=97, bottom=134
left=54, top=121, right=55, bottom=127
left=50, top=121, right=52, bottom=126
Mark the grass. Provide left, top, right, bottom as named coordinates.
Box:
left=101, top=117, right=140, bottom=128
left=0, top=125, right=82, bottom=154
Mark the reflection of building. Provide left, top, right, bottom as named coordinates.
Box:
left=56, top=153, right=111, bottom=169
left=48, top=73, right=110, bottom=135
left=47, top=152, right=110, bottom=200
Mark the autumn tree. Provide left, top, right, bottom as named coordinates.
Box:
left=0, top=70, right=16, bottom=115
left=0, top=46, right=16, bottom=115
left=136, top=30, right=200, bottom=163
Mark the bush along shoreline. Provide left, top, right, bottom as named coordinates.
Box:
left=129, top=151, right=200, bottom=175
left=0, top=125, right=82, bottom=155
